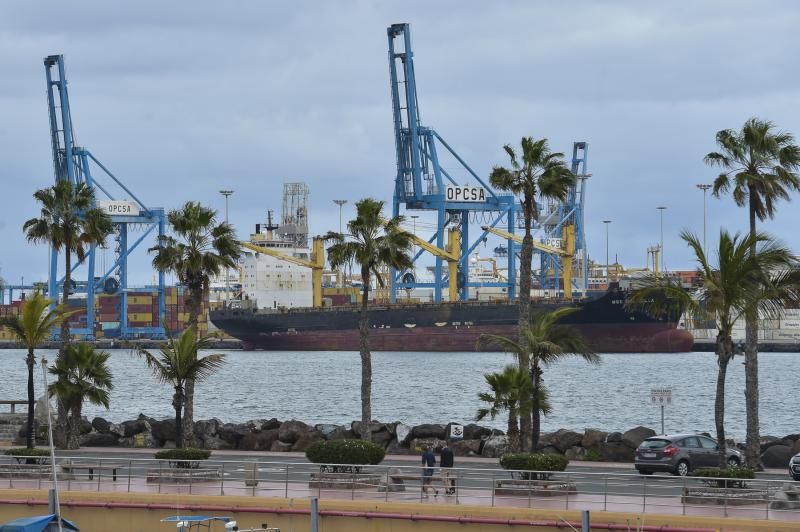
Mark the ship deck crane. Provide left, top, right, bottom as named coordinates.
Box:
left=406, top=228, right=460, bottom=302
left=239, top=238, right=325, bottom=307
left=481, top=225, right=577, bottom=299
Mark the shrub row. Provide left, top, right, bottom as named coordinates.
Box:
left=4, top=448, right=50, bottom=458
left=499, top=453, right=569, bottom=480
left=306, top=439, right=385, bottom=473
left=154, top=448, right=211, bottom=469
left=693, top=466, right=755, bottom=488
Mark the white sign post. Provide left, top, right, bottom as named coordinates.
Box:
left=448, top=424, right=464, bottom=441
left=650, top=387, right=672, bottom=435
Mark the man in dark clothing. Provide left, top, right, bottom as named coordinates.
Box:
left=421, top=445, right=438, bottom=497
left=440, top=441, right=455, bottom=494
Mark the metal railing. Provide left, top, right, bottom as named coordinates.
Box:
left=0, top=455, right=798, bottom=522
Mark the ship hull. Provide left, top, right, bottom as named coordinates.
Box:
left=211, top=290, right=694, bottom=353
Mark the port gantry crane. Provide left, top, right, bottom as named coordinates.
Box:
left=44, top=55, right=167, bottom=339
left=387, top=23, right=519, bottom=303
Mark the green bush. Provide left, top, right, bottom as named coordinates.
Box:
left=4, top=448, right=50, bottom=464
left=155, top=448, right=211, bottom=469
left=693, top=466, right=755, bottom=488
left=499, top=453, right=569, bottom=480
left=584, top=449, right=602, bottom=462
left=306, top=439, right=385, bottom=474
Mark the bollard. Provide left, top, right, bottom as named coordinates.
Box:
left=581, top=510, right=590, bottom=532
left=310, top=496, right=319, bottom=532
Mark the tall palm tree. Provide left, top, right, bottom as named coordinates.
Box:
left=705, top=118, right=800, bottom=468
left=476, top=365, right=551, bottom=453
left=489, top=137, right=576, bottom=450
left=324, top=198, right=412, bottom=440
left=0, top=293, right=70, bottom=448
left=48, top=343, right=114, bottom=449
left=629, top=230, right=798, bottom=467
left=150, top=201, right=239, bottom=444
left=23, top=180, right=113, bottom=347
left=479, top=307, right=598, bottom=451
left=137, top=328, right=225, bottom=448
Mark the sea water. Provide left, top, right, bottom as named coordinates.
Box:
left=0, top=349, right=795, bottom=439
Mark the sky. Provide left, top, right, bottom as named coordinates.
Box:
left=2, top=1, right=800, bottom=287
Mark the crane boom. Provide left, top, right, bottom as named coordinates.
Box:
left=481, top=225, right=576, bottom=299
left=239, top=238, right=325, bottom=307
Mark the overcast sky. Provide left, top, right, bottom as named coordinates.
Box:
left=2, top=1, right=800, bottom=287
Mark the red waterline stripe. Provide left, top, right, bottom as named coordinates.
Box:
left=0, top=498, right=718, bottom=532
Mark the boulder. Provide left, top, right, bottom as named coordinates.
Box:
left=565, top=446, right=587, bottom=461
left=450, top=439, right=481, bottom=457
left=261, top=418, right=281, bottom=431
left=238, top=428, right=280, bottom=451
left=291, top=430, right=322, bottom=452
left=385, top=439, right=408, bottom=456
left=408, top=438, right=446, bottom=454
left=539, top=445, right=560, bottom=455
left=582, top=429, right=608, bottom=451
left=622, top=426, right=656, bottom=449
left=150, top=419, right=176, bottom=443
left=761, top=437, right=792, bottom=454
left=792, top=439, right=800, bottom=455
left=194, top=418, right=222, bottom=439
left=601, top=441, right=634, bottom=462
left=769, top=483, right=800, bottom=510
left=91, top=417, right=111, bottom=433
left=314, top=424, right=342, bottom=439
left=480, top=435, right=509, bottom=458
left=328, top=426, right=357, bottom=440
left=270, top=440, right=293, bottom=452
left=79, top=432, right=120, bottom=447
left=33, top=395, right=54, bottom=427
left=278, top=420, right=311, bottom=444
left=410, top=424, right=446, bottom=440
left=395, top=423, right=412, bottom=445
left=463, top=423, right=492, bottom=441
left=605, top=431, right=623, bottom=444
left=78, top=417, right=93, bottom=435
left=121, top=419, right=150, bottom=438
left=761, top=444, right=794, bottom=468
left=200, top=435, right=236, bottom=451
left=372, top=428, right=394, bottom=448
left=541, top=429, right=583, bottom=453
left=218, top=422, right=252, bottom=446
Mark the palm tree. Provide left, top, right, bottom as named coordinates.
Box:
left=137, top=328, right=225, bottom=448
left=0, top=293, right=70, bottom=448
left=23, top=180, right=113, bottom=347
left=324, top=198, right=412, bottom=440
left=479, top=307, right=598, bottom=452
left=705, top=118, right=800, bottom=468
left=489, top=137, right=576, bottom=450
left=48, top=343, right=114, bottom=449
left=476, top=365, right=551, bottom=453
left=150, top=201, right=240, bottom=444
left=628, top=230, right=798, bottom=467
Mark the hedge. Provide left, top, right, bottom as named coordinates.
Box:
left=499, top=453, right=569, bottom=480
left=693, top=466, right=755, bottom=488
left=155, top=448, right=211, bottom=469
left=4, top=448, right=50, bottom=464
left=306, top=439, right=385, bottom=474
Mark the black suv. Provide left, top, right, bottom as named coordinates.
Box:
left=635, top=434, right=743, bottom=476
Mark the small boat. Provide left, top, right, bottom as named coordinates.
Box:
left=160, top=516, right=279, bottom=531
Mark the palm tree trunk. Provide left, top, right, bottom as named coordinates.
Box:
left=26, top=348, right=35, bottom=449
left=65, top=407, right=81, bottom=450
left=530, top=361, right=542, bottom=452
left=744, top=194, right=761, bottom=470
left=358, top=268, right=372, bottom=441
left=518, top=197, right=534, bottom=452
left=183, top=282, right=203, bottom=448
left=173, top=388, right=184, bottom=449
left=714, top=335, right=732, bottom=468
left=56, top=240, right=72, bottom=448
left=507, top=406, right=520, bottom=453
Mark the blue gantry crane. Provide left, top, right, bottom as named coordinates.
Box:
left=44, top=54, right=166, bottom=339
left=387, top=23, right=519, bottom=303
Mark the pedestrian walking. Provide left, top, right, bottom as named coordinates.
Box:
left=440, top=441, right=455, bottom=494
left=421, top=445, right=438, bottom=497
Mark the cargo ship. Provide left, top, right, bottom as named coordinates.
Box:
left=210, top=287, right=694, bottom=353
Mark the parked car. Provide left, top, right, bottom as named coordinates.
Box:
left=790, top=453, right=800, bottom=481
left=634, top=434, right=743, bottom=476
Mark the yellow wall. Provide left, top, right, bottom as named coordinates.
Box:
left=0, top=489, right=797, bottom=532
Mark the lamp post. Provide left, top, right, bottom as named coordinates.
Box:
left=696, top=184, right=711, bottom=258
left=219, top=190, right=234, bottom=303
left=657, top=206, right=667, bottom=273
left=602, top=220, right=611, bottom=285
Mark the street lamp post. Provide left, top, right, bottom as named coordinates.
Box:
left=602, top=220, right=611, bottom=285
left=696, top=184, right=711, bottom=257
left=219, top=190, right=234, bottom=304
left=657, top=206, right=667, bottom=273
